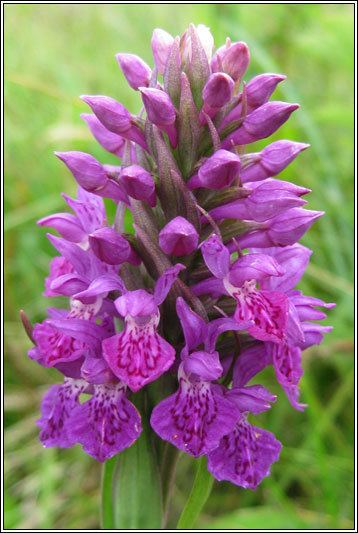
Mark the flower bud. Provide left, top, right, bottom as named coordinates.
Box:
left=241, top=141, right=310, bottom=183
left=38, top=213, right=87, bottom=243
left=220, top=73, right=286, bottom=129
left=116, top=53, right=152, bottom=90
left=211, top=40, right=250, bottom=81
left=201, top=234, right=230, bottom=279
left=120, top=164, right=156, bottom=207
left=181, top=24, right=214, bottom=63
left=139, top=87, right=177, bottom=147
left=210, top=178, right=309, bottom=222
left=200, top=73, right=234, bottom=123
left=222, top=102, right=300, bottom=148
left=50, top=273, right=89, bottom=297
left=188, top=149, right=241, bottom=190
left=228, top=253, right=284, bottom=287
left=258, top=244, right=312, bottom=293
left=151, top=28, right=174, bottom=74
left=81, top=113, right=125, bottom=157
left=159, top=216, right=199, bottom=257
left=80, top=95, right=147, bottom=149
left=55, top=151, right=107, bottom=190
left=89, top=227, right=140, bottom=265
left=237, top=208, right=324, bottom=248
left=55, top=151, right=128, bottom=203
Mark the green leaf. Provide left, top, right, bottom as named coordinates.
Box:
left=100, top=455, right=117, bottom=529
left=176, top=456, right=214, bottom=529
left=112, top=401, right=163, bottom=529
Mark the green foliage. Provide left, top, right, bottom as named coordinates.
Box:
left=4, top=4, right=353, bottom=529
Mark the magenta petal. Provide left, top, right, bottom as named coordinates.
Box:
left=37, top=379, right=87, bottom=448
left=154, top=263, right=185, bottom=305
left=32, top=321, right=89, bottom=367
left=74, top=274, right=126, bottom=303
left=227, top=385, right=276, bottom=414
left=102, top=324, right=175, bottom=392
left=208, top=417, right=282, bottom=489
left=232, top=285, right=288, bottom=343
left=233, top=343, right=271, bottom=388
left=64, top=188, right=106, bottom=232
left=201, top=234, right=230, bottom=279
left=176, top=297, right=206, bottom=354
left=68, top=383, right=142, bottom=461
left=44, top=256, right=74, bottom=297
left=150, top=382, right=239, bottom=457
left=267, top=341, right=306, bottom=411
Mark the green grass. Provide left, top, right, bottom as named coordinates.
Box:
left=4, top=4, right=354, bottom=529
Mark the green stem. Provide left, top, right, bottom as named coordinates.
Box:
left=176, top=456, right=214, bottom=529
left=162, top=445, right=181, bottom=526
left=100, top=455, right=118, bottom=529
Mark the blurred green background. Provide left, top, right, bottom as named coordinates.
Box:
left=4, top=3, right=354, bottom=530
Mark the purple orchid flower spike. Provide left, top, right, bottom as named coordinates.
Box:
left=26, top=23, right=334, bottom=499
left=102, top=264, right=185, bottom=392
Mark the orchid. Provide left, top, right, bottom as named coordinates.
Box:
left=22, top=23, right=334, bottom=529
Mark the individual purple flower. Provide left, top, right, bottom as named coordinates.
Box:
left=116, top=53, right=152, bottom=90
left=188, top=149, right=241, bottom=190
left=199, top=234, right=289, bottom=344
left=120, top=164, right=156, bottom=207
left=102, top=264, right=185, bottom=392
left=139, top=87, right=178, bottom=147
left=159, top=216, right=199, bottom=257
left=151, top=352, right=239, bottom=457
